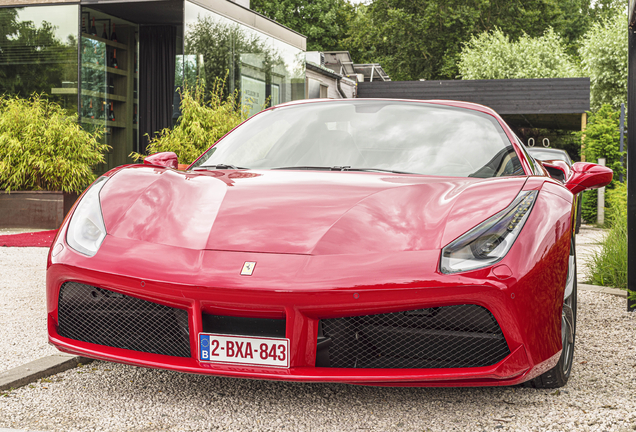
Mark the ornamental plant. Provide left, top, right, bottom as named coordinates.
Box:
left=132, top=78, right=248, bottom=165
left=0, top=94, right=108, bottom=193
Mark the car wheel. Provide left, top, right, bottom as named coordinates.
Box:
left=523, top=236, right=577, bottom=388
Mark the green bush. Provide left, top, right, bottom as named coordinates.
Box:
left=577, top=104, right=624, bottom=224
left=580, top=104, right=624, bottom=180
left=605, top=181, right=626, bottom=226
left=581, top=189, right=598, bottom=224
left=132, top=79, right=247, bottom=165
left=0, top=94, right=108, bottom=193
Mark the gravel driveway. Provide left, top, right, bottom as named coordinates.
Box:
left=0, top=247, right=58, bottom=371
left=1, top=288, right=635, bottom=431
left=0, top=226, right=634, bottom=431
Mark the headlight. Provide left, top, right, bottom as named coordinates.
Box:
left=66, top=176, right=109, bottom=257
left=440, top=190, right=538, bottom=274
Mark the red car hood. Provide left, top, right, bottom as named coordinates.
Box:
left=99, top=166, right=527, bottom=255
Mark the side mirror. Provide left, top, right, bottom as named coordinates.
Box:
left=565, top=162, right=613, bottom=195
left=143, top=152, right=178, bottom=169
left=542, top=161, right=568, bottom=183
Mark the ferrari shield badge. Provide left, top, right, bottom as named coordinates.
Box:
left=241, top=261, right=256, bottom=276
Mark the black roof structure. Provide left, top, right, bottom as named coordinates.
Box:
left=357, top=77, right=590, bottom=131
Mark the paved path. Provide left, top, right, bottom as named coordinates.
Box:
left=576, top=225, right=607, bottom=283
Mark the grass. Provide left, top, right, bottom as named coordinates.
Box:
left=587, top=206, right=627, bottom=290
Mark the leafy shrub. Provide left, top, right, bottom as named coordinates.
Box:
left=132, top=79, right=247, bottom=165
left=581, top=189, right=598, bottom=224
left=0, top=94, right=108, bottom=193
left=605, top=181, right=626, bottom=226
left=580, top=104, right=624, bottom=179
left=577, top=104, right=624, bottom=224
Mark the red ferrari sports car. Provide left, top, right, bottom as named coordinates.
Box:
left=47, top=99, right=612, bottom=388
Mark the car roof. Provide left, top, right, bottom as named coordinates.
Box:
left=272, top=98, right=502, bottom=119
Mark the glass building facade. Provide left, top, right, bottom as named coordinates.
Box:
left=0, top=0, right=306, bottom=173
left=0, top=5, right=78, bottom=114
left=182, top=2, right=305, bottom=117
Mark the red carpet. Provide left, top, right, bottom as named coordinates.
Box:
left=0, top=230, right=57, bottom=247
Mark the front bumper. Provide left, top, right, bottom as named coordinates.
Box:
left=46, top=228, right=568, bottom=387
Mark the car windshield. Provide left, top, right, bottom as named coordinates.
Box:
left=194, top=100, right=524, bottom=178
left=527, top=149, right=572, bottom=165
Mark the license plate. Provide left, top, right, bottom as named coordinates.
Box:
left=198, top=333, right=290, bottom=368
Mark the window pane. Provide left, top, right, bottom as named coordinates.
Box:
left=0, top=5, right=78, bottom=114
left=183, top=2, right=305, bottom=117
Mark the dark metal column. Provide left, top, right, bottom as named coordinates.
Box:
left=628, top=23, right=636, bottom=311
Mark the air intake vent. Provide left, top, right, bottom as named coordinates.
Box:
left=317, top=304, right=509, bottom=368
left=57, top=282, right=191, bottom=358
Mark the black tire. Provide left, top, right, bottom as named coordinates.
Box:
left=523, top=237, right=577, bottom=389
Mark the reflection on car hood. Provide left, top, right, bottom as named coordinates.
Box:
left=99, top=166, right=527, bottom=255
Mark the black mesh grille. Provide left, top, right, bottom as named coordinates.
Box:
left=202, top=314, right=286, bottom=338
left=318, top=305, right=509, bottom=368
left=58, top=282, right=191, bottom=358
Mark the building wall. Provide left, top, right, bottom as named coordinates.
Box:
left=306, top=68, right=357, bottom=99
left=340, top=77, right=356, bottom=99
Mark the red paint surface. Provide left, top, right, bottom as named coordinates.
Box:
left=567, top=162, right=613, bottom=195
left=46, top=99, right=613, bottom=386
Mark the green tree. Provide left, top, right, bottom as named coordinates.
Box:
left=458, top=28, right=580, bottom=80
left=250, top=0, right=353, bottom=52
left=341, top=0, right=593, bottom=81
left=579, top=10, right=628, bottom=110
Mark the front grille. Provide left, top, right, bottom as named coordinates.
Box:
left=58, top=282, right=191, bottom=358
left=317, top=305, right=509, bottom=368
left=202, top=314, right=286, bottom=338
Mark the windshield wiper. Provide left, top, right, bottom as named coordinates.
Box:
left=343, top=167, right=416, bottom=174
left=272, top=166, right=414, bottom=174
left=272, top=166, right=344, bottom=171
left=194, top=164, right=247, bottom=170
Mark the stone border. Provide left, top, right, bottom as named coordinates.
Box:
left=579, top=283, right=628, bottom=298
left=0, top=354, right=92, bottom=392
